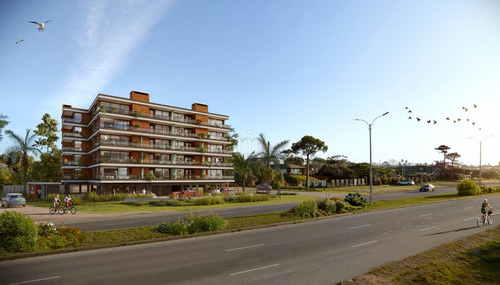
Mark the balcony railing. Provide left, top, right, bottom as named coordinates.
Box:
left=98, top=139, right=232, bottom=154
left=98, top=123, right=229, bottom=142
left=62, top=146, right=83, bottom=152
left=62, top=160, right=83, bottom=166
left=95, top=157, right=232, bottom=167
left=62, top=132, right=83, bottom=138
left=95, top=175, right=234, bottom=181
left=62, top=118, right=84, bottom=124
left=97, top=105, right=230, bottom=130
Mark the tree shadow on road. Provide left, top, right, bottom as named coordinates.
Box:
left=423, top=226, right=480, bottom=236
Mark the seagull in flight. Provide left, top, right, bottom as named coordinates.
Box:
left=16, top=39, right=24, bottom=44
left=29, top=20, right=53, bottom=32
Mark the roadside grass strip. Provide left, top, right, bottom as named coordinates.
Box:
left=341, top=228, right=500, bottom=285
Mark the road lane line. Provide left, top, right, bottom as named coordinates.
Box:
left=419, top=213, right=433, bottom=217
left=349, top=224, right=370, bottom=230
left=229, top=264, right=280, bottom=276
left=101, top=221, right=136, bottom=226
left=464, top=217, right=477, bottom=221
left=463, top=206, right=474, bottom=209
left=225, top=243, right=266, bottom=252
left=419, top=226, right=437, bottom=232
left=351, top=240, right=377, bottom=248
left=8, top=276, right=61, bottom=285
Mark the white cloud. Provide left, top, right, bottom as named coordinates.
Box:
left=44, top=0, right=176, bottom=112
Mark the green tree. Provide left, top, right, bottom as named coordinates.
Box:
left=256, top=133, right=289, bottom=184
left=232, top=152, right=255, bottom=192
left=34, top=113, right=59, bottom=153
left=435, top=145, right=451, bottom=178
left=446, top=152, right=461, bottom=179
left=30, top=149, right=62, bottom=182
left=0, top=114, right=9, bottom=141
left=291, top=136, right=328, bottom=189
left=5, top=129, right=41, bottom=187
left=225, top=128, right=239, bottom=152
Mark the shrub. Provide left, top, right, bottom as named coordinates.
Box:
left=192, top=196, right=225, bottom=206
left=317, top=199, right=337, bottom=215
left=285, top=200, right=318, bottom=218
left=154, top=214, right=227, bottom=235
left=335, top=200, right=346, bottom=213
left=344, top=193, right=367, bottom=207
left=148, top=200, right=166, bottom=206
left=331, top=196, right=342, bottom=202
left=0, top=211, right=38, bottom=252
left=457, top=180, right=480, bottom=196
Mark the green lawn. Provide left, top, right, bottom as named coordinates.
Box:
left=28, top=194, right=317, bottom=214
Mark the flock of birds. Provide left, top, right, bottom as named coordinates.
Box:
left=405, top=104, right=482, bottom=131
left=15, top=20, right=53, bottom=45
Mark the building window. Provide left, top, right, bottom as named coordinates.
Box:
left=74, top=113, right=82, bottom=123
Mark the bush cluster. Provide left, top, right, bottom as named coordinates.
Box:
left=192, top=196, right=225, bottom=206
left=223, top=194, right=271, bottom=203
left=317, top=198, right=337, bottom=215
left=154, top=214, right=228, bottom=235
left=457, top=180, right=480, bottom=196
left=344, top=193, right=367, bottom=207
left=36, top=223, right=86, bottom=250
left=0, top=211, right=38, bottom=252
left=84, top=192, right=153, bottom=202
left=283, top=200, right=319, bottom=218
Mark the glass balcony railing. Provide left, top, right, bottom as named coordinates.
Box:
left=98, top=139, right=232, bottom=154
left=62, top=132, right=83, bottom=138
left=94, top=175, right=234, bottom=181
left=95, top=157, right=232, bottom=167
left=97, top=105, right=230, bottom=130
left=62, top=146, right=84, bottom=152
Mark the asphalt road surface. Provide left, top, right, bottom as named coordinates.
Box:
left=1, top=195, right=498, bottom=285
left=23, top=184, right=494, bottom=231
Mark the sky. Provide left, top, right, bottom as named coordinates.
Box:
left=1, top=0, right=499, bottom=167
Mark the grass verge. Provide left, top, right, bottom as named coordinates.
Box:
left=28, top=194, right=315, bottom=214
left=341, top=227, right=500, bottom=285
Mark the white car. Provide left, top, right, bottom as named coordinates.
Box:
left=397, top=180, right=415, bottom=185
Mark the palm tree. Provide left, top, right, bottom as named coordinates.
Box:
left=256, top=133, right=289, bottom=184
left=232, top=152, right=255, bottom=192
left=5, top=129, right=41, bottom=187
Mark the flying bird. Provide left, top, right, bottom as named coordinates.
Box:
left=405, top=107, right=409, bottom=109
left=427, top=120, right=431, bottom=124
left=472, top=122, right=475, bottom=125
left=473, top=104, right=477, bottom=108
left=457, top=118, right=461, bottom=122
left=462, top=107, right=468, bottom=112
left=408, top=110, right=412, bottom=113
left=408, top=116, right=412, bottom=119
left=29, top=20, right=53, bottom=32
left=433, top=120, right=437, bottom=124
left=16, top=39, right=24, bottom=44
left=446, top=117, right=450, bottom=120
left=466, top=119, right=470, bottom=122
left=416, top=117, right=421, bottom=121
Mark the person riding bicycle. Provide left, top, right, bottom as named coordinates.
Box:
left=53, top=194, right=62, bottom=209
left=64, top=194, right=74, bottom=208
left=481, top=198, right=492, bottom=223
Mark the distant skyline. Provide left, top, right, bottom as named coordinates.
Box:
left=1, top=0, right=499, bottom=166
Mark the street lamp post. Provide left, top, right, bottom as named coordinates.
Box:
left=469, top=135, right=493, bottom=188
left=355, top=112, right=389, bottom=205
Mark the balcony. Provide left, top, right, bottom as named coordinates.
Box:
left=95, top=175, right=234, bottom=181
left=62, top=132, right=83, bottom=138
left=62, top=160, right=83, bottom=166
left=95, top=157, right=231, bottom=167
left=62, top=146, right=83, bottom=152
left=97, top=105, right=230, bottom=130
left=62, top=118, right=84, bottom=124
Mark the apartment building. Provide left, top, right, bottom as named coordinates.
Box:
left=61, top=90, right=234, bottom=196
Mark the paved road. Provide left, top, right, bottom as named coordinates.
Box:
left=1, top=195, right=498, bottom=285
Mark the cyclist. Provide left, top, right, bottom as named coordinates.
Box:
left=64, top=194, right=74, bottom=208
left=53, top=194, right=62, bottom=210
left=481, top=198, right=492, bottom=224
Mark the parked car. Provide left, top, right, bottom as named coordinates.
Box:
left=256, top=184, right=272, bottom=193
left=419, top=184, right=435, bottom=192
left=1, top=193, right=27, bottom=207
left=397, top=180, right=415, bottom=185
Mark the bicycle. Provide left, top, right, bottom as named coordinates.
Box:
left=49, top=204, right=64, bottom=215
left=477, top=210, right=493, bottom=227
left=63, top=204, right=77, bottom=215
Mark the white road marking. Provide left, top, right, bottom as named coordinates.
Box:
left=419, top=226, right=437, bottom=232
left=351, top=240, right=377, bottom=248
left=463, top=206, right=474, bottom=209
left=349, top=224, right=370, bottom=230
left=8, top=276, right=61, bottom=285
left=419, top=213, right=433, bottom=217
left=229, top=263, right=280, bottom=276
left=225, top=243, right=266, bottom=252
left=101, top=221, right=136, bottom=226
